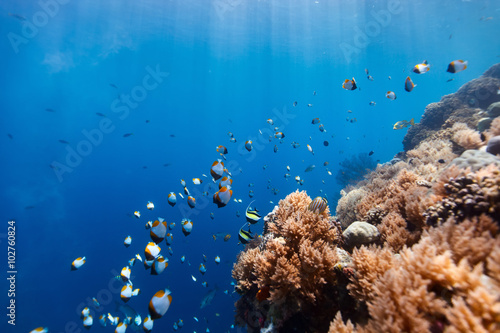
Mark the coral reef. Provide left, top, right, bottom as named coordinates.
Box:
left=233, top=64, right=500, bottom=333
left=403, top=63, right=500, bottom=152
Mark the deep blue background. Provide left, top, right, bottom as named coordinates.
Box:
left=1, top=0, right=500, bottom=332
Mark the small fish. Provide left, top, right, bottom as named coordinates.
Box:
left=147, top=201, right=154, bottom=210
left=305, top=164, right=315, bottom=172
left=267, top=119, right=274, bottom=125
left=71, top=257, right=86, bottom=270
left=275, top=132, right=285, bottom=139
left=274, top=145, right=278, bottom=153
left=124, top=236, right=132, bottom=247
left=447, top=60, right=468, bottom=73
left=9, top=13, right=27, bottom=21
left=438, top=159, right=446, bottom=164
left=7, top=133, right=13, bottom=139
left=123, top=133, right=133, bottom=137
left=193, top=178, right=203, bottom=185
left=245, top=200, right=261, bottom=224
left=216, top=145, right=228, bottom=154
left=323, top=141, right=329, bottom=146
left=243, top=140, right=253, bottom=152
left=312, top=118, right=320, bottom=124
left=367, top=75, right=374, bottom=81
left=182, top=218, right=193, bottom=236
left=446, top=78, right=454, bottom=82
left=293, top=101, right=297, bottom=106
left=308, top=197, right=328, bottom=214
left=25, top=205, right=35, bottom=210
left=307, top=144, right=314, bottom=155
left=412, top=61, right=430, bottom=74
left=369, top=101, right=376, bottom=106
left=169, top=134, right=176, bottom=137
left=109, top=83, right=118, bottom=89
left=96, top=112, right=106, bottom=117
left=238, top=224, right=254, bottom=244
left=369, top=151, right=374, bottom=156
left=365, top=68, right=369, bottom=75
left=58, top=139, right=69, bottom=144
left=393, top=118, right=415, bottom=130
left=386, top=91, right=397, bottom=100
left=134, top=211, right=141, bottom=218
left=342, top=78, right=357, bottom=90
left=149, top=289, right=172, bottom=319
left=199, top=263, right=207, bottom=275
left=307, top=103, right=313, bottom=107
left=405, top=76, right=416, bottom=92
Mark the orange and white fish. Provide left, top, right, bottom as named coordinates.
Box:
left=120, top=284, right=140, bottom=302
left=245, top=140, right=253, bottom=152
left=275, top=132, right=285, bottom=139
left=210, top=159, right=224, bottom=180
left=167, top=192, right=177, bottom=206
left=165, top=233, right=173, bottom=245
left=151, top=256, right=168, bottom=275
left=30, top=328, right=48, bottom=333
left=145, top=242, right=161, bottom=261
left=143, top=315, right=154, bottom=332
left=307, top=144, right=314, bottom=155
left=192, top=178, right=202, bottom=185
left=405, top=76, right=416, bottom=92
left=447, top=60, right=468, bottom=73
left=149, top=289, right=172, bottom=319
left=386, top=91, right=397, bottom=100
left=311, top=118, right=320, bottom=124
left=133, top=211, right=140, bottom=218
left=145, top=221, right=152, bottom=229
left=213, top=186, right=232, bottom=208
left=342, top=78, right=357, bottom=90
left=412, top=61, right=430, bottom=74
left=150, top=218, right=167, bottom=244
left=107, top=314, right=119, bottom=326
left=120, top=266, right=131, bottom=283
left=99, top=314, right=107, bottom=327
left=182, top=219, right=193, bottom=236
left=187, top=196, right=196, bottom=208
left=81, top=307, right=90, bottom=318
left=71, top=257, right=86, bottom=270
left=147, top=201, right=154, bottom=210
left=180, top=179, right=186, bottom=187
left=124, top=236, right=132, bottom=247
left=83, top=315, right=93, bottom=329
left=267, top=118, right=274, bottom=125
left=219, top=176, right=232, bottom=189
left=216, top=145, right=228, bottom=154
left=115, top=322, right=127, bottom=333
left=215, top=256, right=221, bottom=264
left=199, top=263, right=207, bottom=275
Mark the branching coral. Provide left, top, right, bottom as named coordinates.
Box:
left=232, top=190, right=343, bottom=332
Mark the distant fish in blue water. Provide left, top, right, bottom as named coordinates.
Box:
left=238, top=223, right=254, bottom=244
left=109, top=83, right=118, bottom=89
left=7, top=133, right=13, bottom=139
left=386, top=91, right=397, bottom=100
left=82, top=315, right=93, bottom=329
left=307, top=144, right=314, bottom=155
left=369, top=151, right=374, bottom=156
left=120, top=266, right=131, bottom=283
left=215, top=256, right=220, bottom=264
left=9, top=13, right=26, bottom=21
left=95, top=112, right=106, bottom=117
left=182, top=218, right=193, bottom=236
left=267, top=118, right=274, bottom=125
left=216, top=145, right=228, bottom=154
left=150, top=218, right=167, bottom=243
left=369, top=101, right=376, bottom=106
left=447, top=78, right=454, bottom=82
left=293, top=101, right=297, bottom=106
left=312, top=117, right=320, bottom=124
left=246, top=200, right=261, bottom=224
left=305, top=164, right=315, bottom=172
left=245, top=140, right=253, bottom=151
left=405, top=76, right=416, bottom=92
left=447, top=60, right=468, bottom=73
left=342, top=77, right=357, bottom=90
left=144, top=242, right=161, bottom=261
left=393, top=118, right=415, bottom=130
left=367, top=75, right=374, bottom=81
left=30, top=327, right=48, bottom=333
left=147, top=201, right=154, bottom=210
left=151, top=256, right=168, bottom=275
left=199, top=263, right=207, bottom=275
left=123, top=133, right=133, bottom=137
left=124, top=236, right=132, bottom=247
left=71, top=257, right=86, bottom=270
left=200, top=287, right=217, bottom=309
left=412, top=60, right=430, bottom=74
left=193, top=178, right=203, bottom=185
left=210, top=159, right=224, bottom=180
left=188, top=196, right=196, bottom=208
left=58, top=139, right=69, bottom=144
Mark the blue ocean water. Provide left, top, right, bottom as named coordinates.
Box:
left=1, top=0, right=499, bottom=332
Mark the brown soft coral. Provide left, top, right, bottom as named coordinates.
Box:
left=452, top=123, right=484, bottom=150
left=232, top=190, right=342, bottom=332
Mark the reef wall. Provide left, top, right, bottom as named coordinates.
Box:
left=232, top=63, right=500, bottom=333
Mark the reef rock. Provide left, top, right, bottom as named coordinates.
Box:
left=488, top=102, right=500, bottom=118
left=487, top=135, right=500, bottom=155
left=343, top=221, right=380, bottom=248
left=450, top=149, right=500, bottom=171
left=403, top=63, right=500, bottom=151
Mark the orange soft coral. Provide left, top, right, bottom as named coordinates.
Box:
left=232, top=190, right=342, bottom=332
